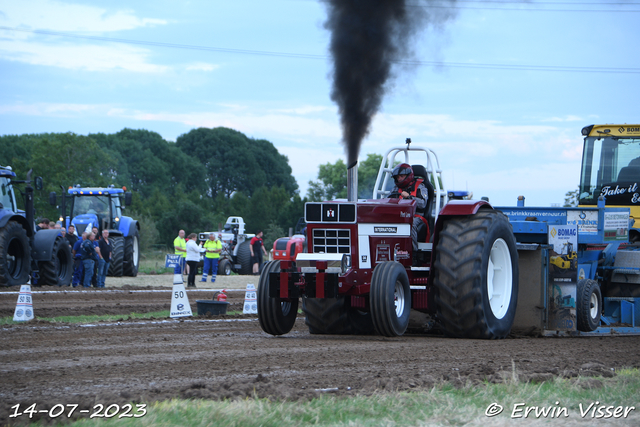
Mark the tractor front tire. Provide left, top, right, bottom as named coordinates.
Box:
left=236, top=241, right=252, bottom=275
left=0, top=221, right=31, bottom=287
left=303, top=296, right=374, bottom=335
left=218, top=258, right=232, bottom=276
left=577, top=279, right=602, bottom=332
left=108, top=236, right=124, bottom=277
left=433, top=210, right=519, bottom=339
left=38, top=237, right=73, bottom=286
left=370, top=261, right=411, bottom=337
left=123, top=229, right=139, bottom=277
left=257, top=260, right=298, bottom=336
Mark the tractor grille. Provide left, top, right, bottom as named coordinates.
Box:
left=312, top=229, right=351, bottom=254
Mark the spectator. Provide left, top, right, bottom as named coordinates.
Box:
left=174, top=229, right=187, bottom=274
left=81, top=232, right=98, bottom=288
left=250, top=231, right=268, bottom=275
left=97, top=230, right=111, bottom=288
left=71, top=231, right=88, bottom=287
left=201, top=232, right=222, bottom=283
left=54, top=222, right=62, bottom=229
left=91, top=227, right=100, bottom=287
left=36, top=218, right=50, bottom=231
left=185, top=233, right=205, bottom=288
left=65, top=225, right=78, bottom=248
left=48, top=222, right=56, bottom=229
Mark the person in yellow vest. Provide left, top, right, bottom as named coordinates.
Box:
left=201, top=232, right=222, bottom=283
left=174, top=229, right=187, bottom=274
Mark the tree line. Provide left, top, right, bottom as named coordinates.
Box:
left=1, top=127, right=384, bottom=252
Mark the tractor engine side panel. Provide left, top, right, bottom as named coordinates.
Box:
left=362, top=233, right=412, bottom=270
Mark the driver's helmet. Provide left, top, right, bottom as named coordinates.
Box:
left=392, top=163, right=414, bottom=189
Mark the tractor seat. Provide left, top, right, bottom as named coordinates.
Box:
left=618, top=166, right=640, bottom=183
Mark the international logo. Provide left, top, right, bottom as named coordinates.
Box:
left=327, top=209, right=335, bottom=218
left=374, top=226, right=397, bottom=233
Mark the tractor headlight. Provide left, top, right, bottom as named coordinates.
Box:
left=342, top=254, right=351, bottom=273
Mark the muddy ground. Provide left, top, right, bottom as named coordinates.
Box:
left=1, top=274, right=640, bottom=425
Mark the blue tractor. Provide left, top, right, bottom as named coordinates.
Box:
left=0, top=166, right=73, bottom=287
left=495, top=124, right=640, bottom=335
left=51, top=185, right=140, bottom=277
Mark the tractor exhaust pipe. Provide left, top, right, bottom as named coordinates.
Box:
left=347, top=161, right=358, bottom=202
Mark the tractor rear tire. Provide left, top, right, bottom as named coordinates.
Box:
left=38, top=237, right=73, bottom=286
left=302, top=296, right=374, bottom=335
left=370, top=261, right=411, bottom=337
left=218, top=258, right=232, bottom=276
left=433, top=210, right=519, bottom=339
left=123, top=229, right=139, bottom=277
left=576, top=279, right=602, bottom=332
left=0, top=221, right=31, bottom=287
left=257, top=260, right=298, bottom=335
left=236, top=240, right=252, bottom=275
left=108, top=236, right=124, bottom=277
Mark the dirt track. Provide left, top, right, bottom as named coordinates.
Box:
left=1, top=274, right=640, bottom=425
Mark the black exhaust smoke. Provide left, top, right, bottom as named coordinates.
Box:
left=324, top=0, right=458, bottom=165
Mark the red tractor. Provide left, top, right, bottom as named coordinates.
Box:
left=258, top=142, right=519, bottom=339
left=272, top=217, right=306, bottom=263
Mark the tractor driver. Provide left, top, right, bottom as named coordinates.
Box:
left=389, top=163, right=429, bottom=252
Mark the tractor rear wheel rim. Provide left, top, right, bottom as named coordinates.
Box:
left=589, top=292, right=599, bottom=319
left=133, top=236, right=139, bottom=267
left=394, top=280, right=405, bottom=317
left=487, top=238, right=512, bottom=320
left=8, top=238, right=22, bottom=278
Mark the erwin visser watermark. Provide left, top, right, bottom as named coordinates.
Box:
left=485, top=402, right=636, bottom=419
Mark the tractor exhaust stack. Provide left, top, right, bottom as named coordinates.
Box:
left=347, top=161, right=358, bottom=202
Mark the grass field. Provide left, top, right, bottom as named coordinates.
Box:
left=138, top=250, right=173, bottom=275
left=0, top=310, right=172, bottom=326
left=0, top=310, right=253, bottom=325
left=59, top=369, right=639, bottom=427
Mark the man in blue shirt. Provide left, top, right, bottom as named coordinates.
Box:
left=91, top=227, right=101, bottom=287
left=81, top=232, right=99, bottom=288
left=72, top=232, right=88, bottom=288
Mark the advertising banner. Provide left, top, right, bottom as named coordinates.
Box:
left=547, top=225, right=577, bottom=331
left=603, top=211, right=630, bottom=241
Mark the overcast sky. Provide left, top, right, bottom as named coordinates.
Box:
left=1, top=0, right=638, bottom=206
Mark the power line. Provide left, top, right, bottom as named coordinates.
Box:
left=406, top=5, right=640, bottom=11
left=397, top=59, right=640, bottom=73
left=311, top=0, right=640, bottom=11
left=2, top=26, right=639, bottom=74
left=409, top=0, right=640, bottom=5
left=1, top=26, right=326, bottom=59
